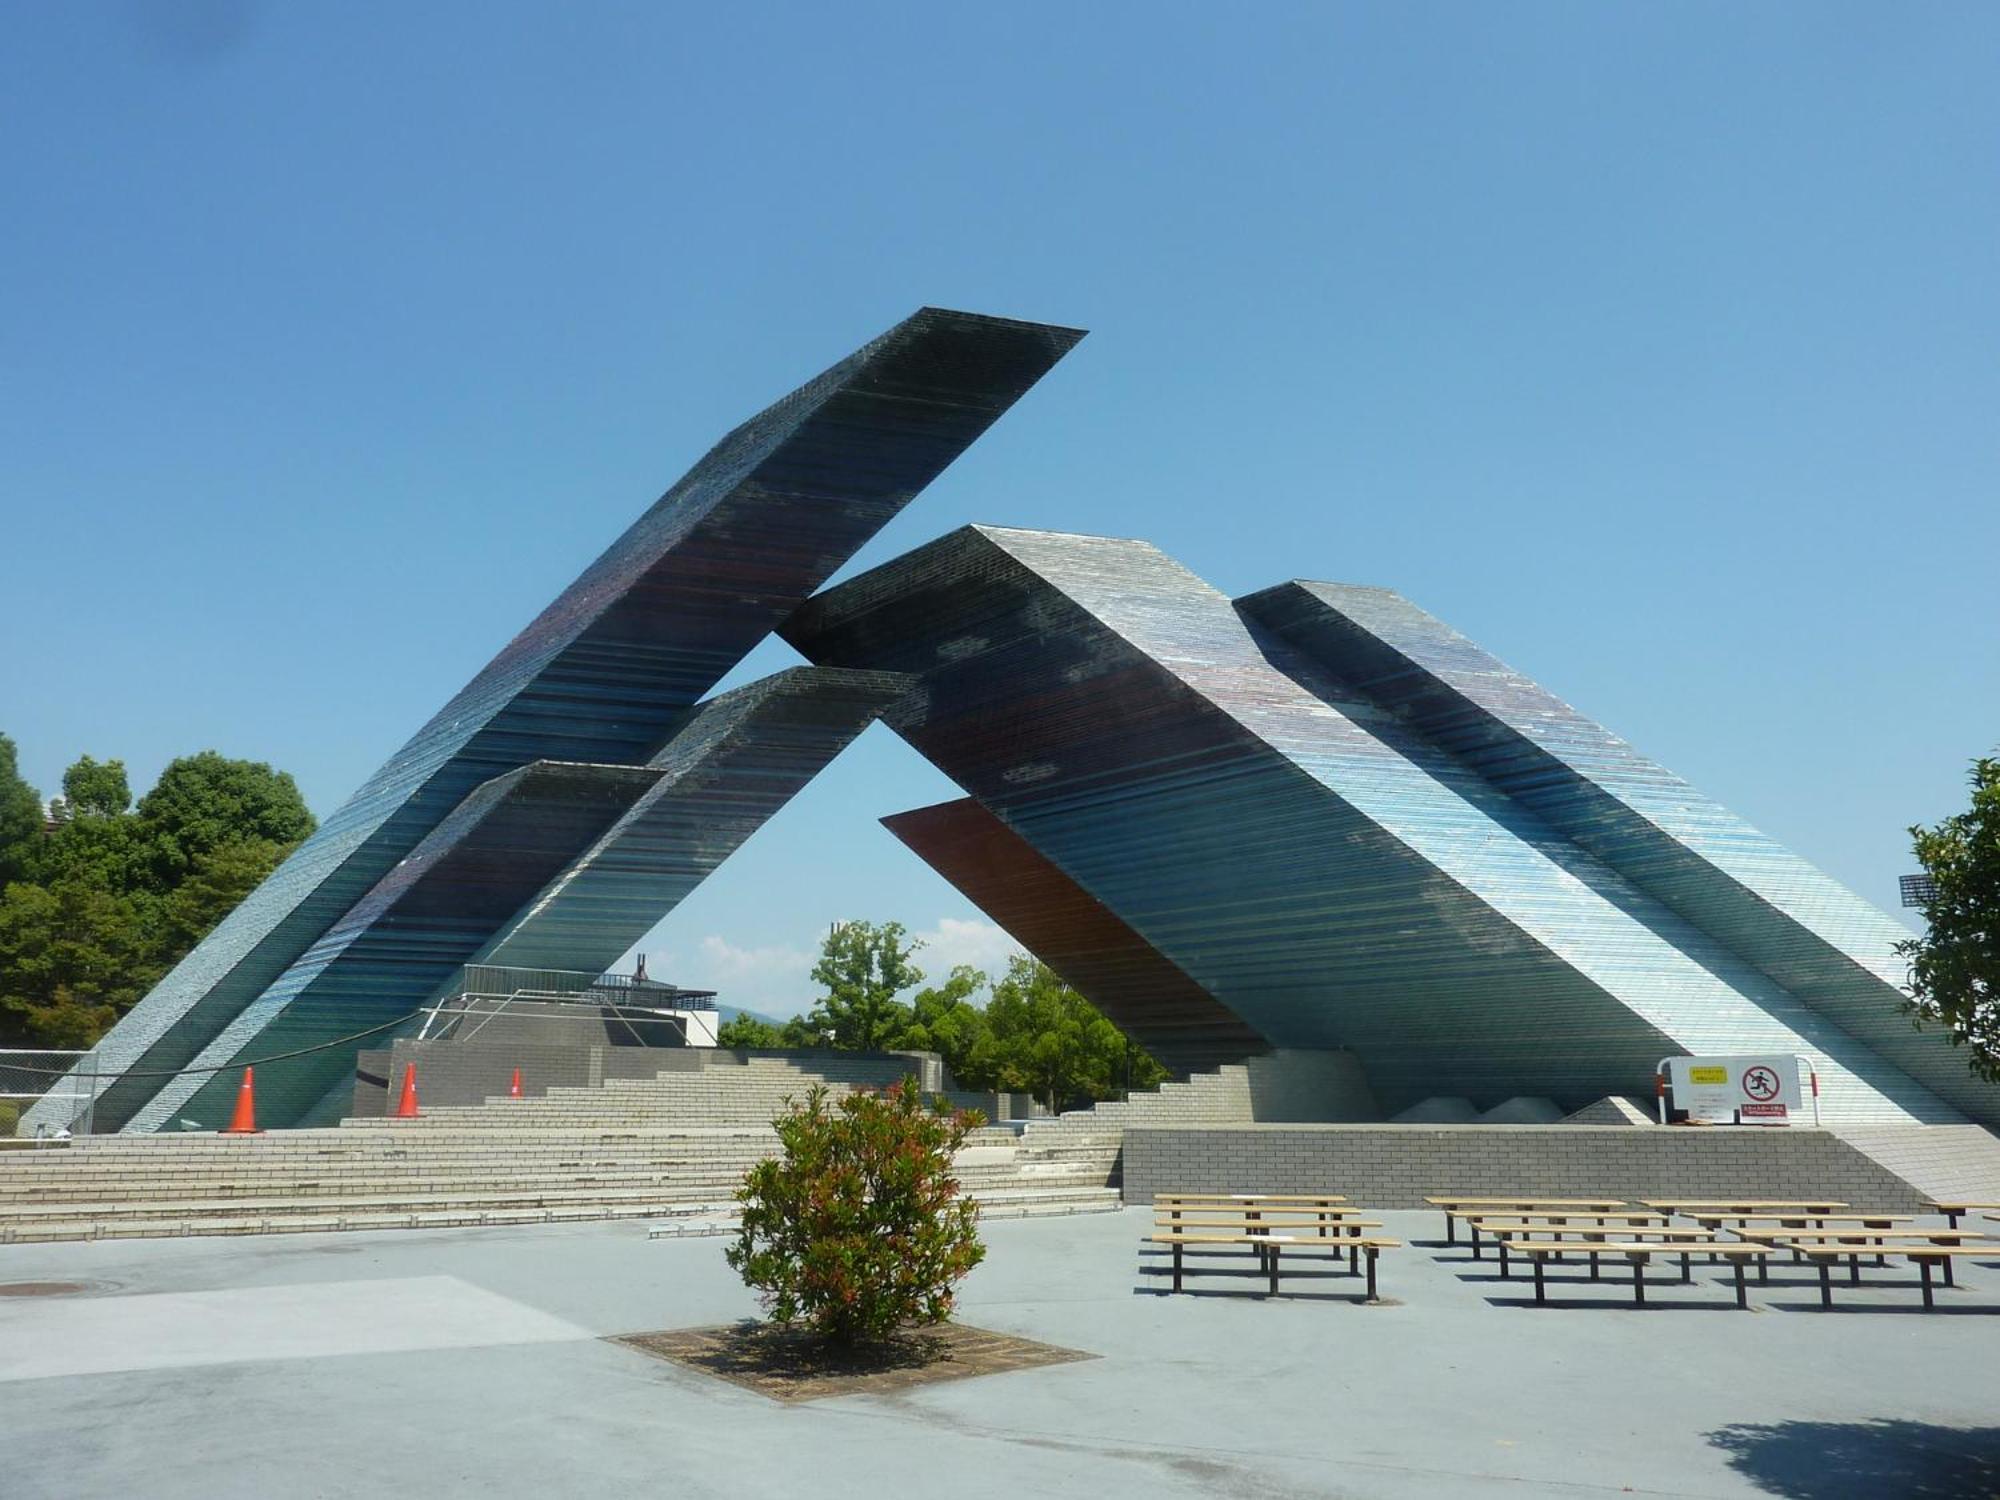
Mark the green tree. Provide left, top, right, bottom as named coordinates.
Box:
left=61, top=756, right=130, bottom=819
left=0, top=741, right=317, bottom=1050
left=717, top=1014, right=785, bottom=1049
left=984, top=956, right=1167, bottom=1111
left=155, top=838, right=292, bottom=956
left=0, top=734, right=44, bottom=887
left=1898, top=756, right=2000, bottom=1080
left=799, top=920, right=925, bottom=1051
left=727, top=1081, right=985, bottom=1346
left=132, top=750, right=314, bottom=888
left=901, top=965, right=997, bottom=1088
left=0, top=877, right=161, bottom=1047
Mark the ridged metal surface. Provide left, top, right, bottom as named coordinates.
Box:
left=131, top=667, right=910, bottom=1130
left=1239, top=580, right=1995, bottom=1125
left=882, top=797, right=1264, bottom=1074
left=144, top=763, right=662, bottom=1131
left=477, top=667, right=912, bottom=976
left=47, top=310, right=1081, bottom=1134
left=784, top=526, right=1967, bottom=1124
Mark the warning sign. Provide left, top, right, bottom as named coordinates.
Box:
left=1660, top=1055, right=1814, bottom=1126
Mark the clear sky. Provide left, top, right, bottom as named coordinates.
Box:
left=4, top=3, right=1995, bottom=1016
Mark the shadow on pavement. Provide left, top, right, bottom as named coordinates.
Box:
left=1707, top=1418, right=2000, bottom=1498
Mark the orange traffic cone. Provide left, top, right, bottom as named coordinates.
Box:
left=393, top=1063, right=420, bottom=1119
left=222, top=1067, right=261, bottom=1134
left=508, top=1067, right=523, bottom=1099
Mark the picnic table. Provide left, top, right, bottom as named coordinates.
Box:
left=1473, top=1221, right=1718, bottom=1280
left=1156, top=1198, right=1363, bottom=1239
left=1507, top=1238, right=1774, bottom=1308
left=1740, top=1227, right=1991, bottom=1285
left=1642, top=1199, right=1847, bottom=1219
left=1797, top=1243, right=2000, bottom=1309
left=1147, top=1218, right=1400, bottom=1300
left=1930, top=1200, right=2000, bottom=1230
left=1424, top=1197, right=1628, bottom=1246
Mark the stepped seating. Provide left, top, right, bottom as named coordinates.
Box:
left=0, top=1053, right=1127, bottom=1243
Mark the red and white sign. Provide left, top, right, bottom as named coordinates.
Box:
left=1659, top=1055, right=1816, bottom=1126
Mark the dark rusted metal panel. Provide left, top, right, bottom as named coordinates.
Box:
left=882, top=797, right=1264, bottom=1074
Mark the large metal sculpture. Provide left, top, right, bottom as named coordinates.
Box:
left=44, top=309, right=1083, bottom=1132
left=784, top=524, right=1974, bottom=1126
left=44, top=307, right=1994, bottom=1135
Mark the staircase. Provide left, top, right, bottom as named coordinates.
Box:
left=0, top=1056, right=1122, bottom=1244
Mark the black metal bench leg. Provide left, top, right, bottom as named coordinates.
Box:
left=1921, top=1261, right=1935, bottom=1310
left=1850, top=1254, right=1861, bottom=1286
left=1759, top=1257, right=1769, bottom=1286
left=1499, top=1240, right=1510, bottom=1280
left=1365, top=1248, right=1379, bottom=1303
left=1533, top=1255, right=1545, bottom=1305
left=1445, top=1213, right=1455, bottom=1245
left=1819, top=1262, right=1832, bottom=1309
left=1589, top=1250, right=1600, bottom=1281
left=1471, top=1225, right=1481, bottom=1260
left=1633, top=1260, right=1646, bottom=1306
left=1945, top=1256, right=1956, bottom=1288
left=1734, top=1260, right=1747, bottom=1309
left=1348, top=1243, right=1358, bottom=1275
left=1268, top=1245, right=1281, bottom=1298
left=1681, top=1252, right=1691, bottom=1284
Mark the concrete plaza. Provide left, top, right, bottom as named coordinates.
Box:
left=4, top=1208, right=1998, bottom=1499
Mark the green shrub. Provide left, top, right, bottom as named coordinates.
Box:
left=0, top=1101, right=17, bottom=1138
left=726, top=1080, right=986, bottom=1345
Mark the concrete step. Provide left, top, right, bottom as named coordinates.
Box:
left=0, top=1181, right=1122, bottom=1244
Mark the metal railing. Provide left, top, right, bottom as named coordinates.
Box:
left=0, top=1048, right=101, bottom=1138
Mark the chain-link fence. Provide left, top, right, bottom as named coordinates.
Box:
left=0, top=1050, right=101, bottom=1138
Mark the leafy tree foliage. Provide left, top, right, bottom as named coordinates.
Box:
left=802, top=919, right=925, bottom=1051
left=720, top=920, right=1168, bottom=1113
left=0, top=735, right=43, bottom=888
left=61, top=756, right=131, bottom=819
left=716, top=1013, right=786, bottom=1048
left=0, top=737, right=315, bottom=1050
left=726, top=1081, right=985, bottom=1345
left=1898, top=756, right=2000, bottom=1080
left=131, top=750, right=314, bottom=888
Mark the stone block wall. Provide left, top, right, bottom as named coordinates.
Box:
left=1121, top=1124, right=1946, bottom=1210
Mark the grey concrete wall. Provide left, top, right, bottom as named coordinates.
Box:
left=346, top=1041, right=953, bottom=1117
left=1246, top=1050, right=1379, bottom=1121
left=1121, top=1124, right=1940, bottom=1210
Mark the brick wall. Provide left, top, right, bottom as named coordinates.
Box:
left=1121, top=1124, right=1943, bottom=1210
left=346, top=1041, right=954, bottom=1117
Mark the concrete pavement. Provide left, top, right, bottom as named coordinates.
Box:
left=4, top=1207, right=1999, bottom=1498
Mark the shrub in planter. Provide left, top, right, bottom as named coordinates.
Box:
left=726, top=1080, right=986, bottom=1346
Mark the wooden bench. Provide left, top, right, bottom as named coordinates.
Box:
left=1155, top=1211, right=1383, bottom=1266
left=1683, top=1210, right=1906, bottom=1231
left=1643, top=1199, right=1847, bottom=1219
left=1154, top=1194, right=1349, bottom=1206
left=1155, top=1197, right=1358, bottom=1238
left=1423, top=1198, right=1627, bottom=1247
left=1745, top=1229, right=1992, bottom=1287
left=1149, top=1229, right=1400, bottom=1300
left=1473, top=1221, right=1717, bottom=1281
left=1451, top=1206, right=1643, bottom=1259
left=1931, top=1200, right=2000, bottom=1230
left=1797, top=1243, right=2000, bottom=1309
left=1507, top=1239, right=1774, bottom=1308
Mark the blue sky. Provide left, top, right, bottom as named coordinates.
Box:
left=4, top=3, right=1995, bottom=1015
